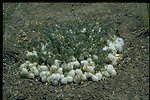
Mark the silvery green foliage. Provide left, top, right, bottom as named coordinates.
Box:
left=31, top=18, right=114, bottom=65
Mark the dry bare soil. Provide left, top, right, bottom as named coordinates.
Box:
left=3, top=3, right=149, bottom=100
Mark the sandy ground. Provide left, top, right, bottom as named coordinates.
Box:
left=3, top=3, right=149, bottom=100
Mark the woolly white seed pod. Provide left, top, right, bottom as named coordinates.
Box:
left=29, top=63, right=34, bottom=68
left=54, top=59, right=61, bottom=66
left=41, top=76, right=47, bottom=82
left=81, top=74, right=87, bottom=81
left=83, top=65, right=95, bottom=72
left=106, top=64, right=117, bottom=76
left=47, top=76, right=52, bottom=83
left=46, top=71, right=51, bottom=76
left=20, top=68, right=28, bottom=76
left=88, top=65, right=95, bottom=72
left=115, top=54, right=120, bottom=58
left=73, top=75, right=81, bottom=83
left=103, top=46, right=109, bottom=51
left=51, top=80, right=58, bottom=86
left=116, top=38, right=124, bottom=46
left=70, top=56, right=76, bottom=62
left=26, top=51, right=38, bottom=57
left=75, top=69, right=83, bottom=75
left=115, top=42, right=123, bottom=52
left=48, top=74, right=55, bottom=80
left=108, top=53, right=114, bottom=59
left=92, top=75, right=99, bottom=82
left=84, top=72, right=92, bottom=78
left=107, top=40, right=111, bottom=46
left=66, top=76, right=73, bottom=83
left=54, top=73, right=61, bottom=80
left=107, top=53, right=117, bottom=63
left=87, top=58, right=92, bottom=62
left=49, top=73, right=60, bottom=80
left=32, top=69, right=39, bottom=76
left=95, top=71, right=102, bottom=80
left=33, top=62, right=38, bottom=66
left=61, top=77, right=68, bottom=84
left=30, top=66, right=39, bottom=76
left=112, top=59, right=117, bottom=65
left=80, top=60, right=88, bottom=66
left=82, top=65, right=87, bottom=71
left=93, top=55, right=98, bottom=60
left=51, top=65, right=58, bottom=71
left=39, top=65, right=48, bottom=72
left=108, top=45, right=117, bottom=55
left=67, top=62, right=74, bottom=70
left=73, top=60, right=80, bottom=67
left=40, top=71, right=48, bottom=78
left=89, top=61, right=95, bottom=66
left=101, top=70, right=110, bottom=77
left=111, top=49, right=117, bottom=55
left=26, top=51, right=33, bottom=57
left=57, top=68, right=63, bottom=74
left=29, top=65, right=35, bottom=71
left=60, top=74, right=64, bottom=79
left=28, top=73, right=35, bottom=79
left=61, top=62, right=67, bottom=70
left=25, top=61, right=30, bottom=65
left=107, top=40, right=115, bottom=46
left=68, top=70, right=75, bottom=77
left=20, top=63, right=28, bottom=70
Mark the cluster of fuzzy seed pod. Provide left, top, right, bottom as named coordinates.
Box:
left=101, top=37, right=124, bottom=77
left=20, top=57, right=104, bottom=85
left=20, top=36, right=124, bottom=85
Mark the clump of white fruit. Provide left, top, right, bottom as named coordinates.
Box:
left=19, top=36, right=124, bottom=85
